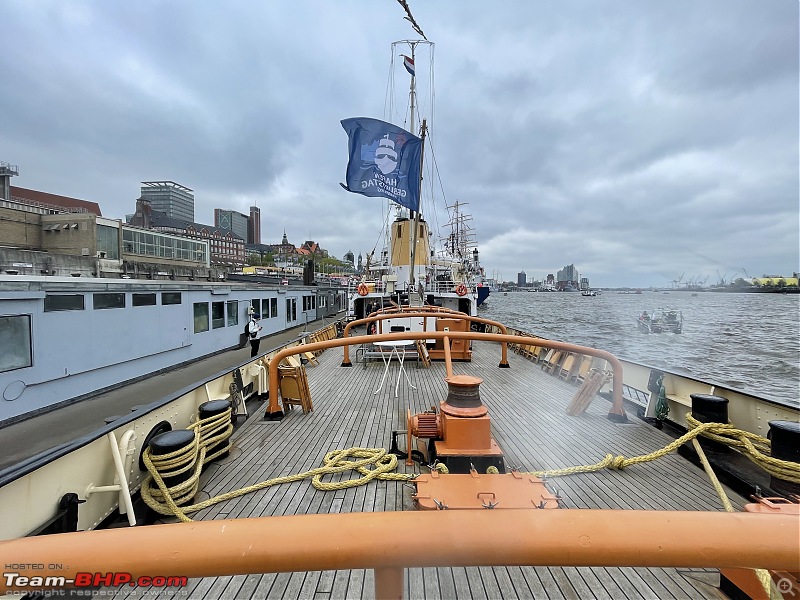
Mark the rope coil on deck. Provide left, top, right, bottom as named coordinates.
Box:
left=141, top=408, right=234, bottom=516
left=143, top=440, right=414, bottom=523
left=526, top=413, right=800, bottom=484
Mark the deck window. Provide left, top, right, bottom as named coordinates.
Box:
left=193, top=302, right=209, bottom=333
left=0, top=315, right=32, bottom=372
left=93, top=293, right=125, bottom=310
left=162, top=292, right=182, bottom=305
left=269, top=298, right=277, bottom=318
left=302, top=295, right=316, bottom=311
left=132, top=293, right=157, bottom=307
left=44, top=294, right=84, bottom=312
left=226, top=300, right=239, bottom=327
left=211, top=301, right=225, bottom=329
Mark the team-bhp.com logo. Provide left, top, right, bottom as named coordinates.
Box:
left=4, top=571, right=188, bottom=589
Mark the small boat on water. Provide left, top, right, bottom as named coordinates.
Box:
left=0, top=18, right=798, bottom=600
left=638, top=308, right=684, bottom=334
left=581, top=289, right=597, bottom=297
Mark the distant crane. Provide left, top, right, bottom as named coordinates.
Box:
left=741, top=267, right=751, bottom=279
left=672, top=273, right=684, bottom=288
left=717, top=270, right=728, bottom=286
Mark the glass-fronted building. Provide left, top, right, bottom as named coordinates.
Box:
left=140, top=181, right=194, bottom=223
left=122, top=227, right=210, bottom=267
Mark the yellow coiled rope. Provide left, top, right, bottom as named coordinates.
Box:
left=524, top=412, right=796, bottom=599
left=142, top=421, right=414, bottom=523
left=527, top=413, right=800, bottom=484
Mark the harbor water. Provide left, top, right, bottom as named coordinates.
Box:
left=481, top=290, right=800, bottom=407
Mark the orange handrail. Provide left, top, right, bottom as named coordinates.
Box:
left=0, top=510, right=796, bottom=596
left=265, top=331, right=626, bottom=420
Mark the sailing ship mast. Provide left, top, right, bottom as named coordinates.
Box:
left=398, top=40, right=430, bottom=290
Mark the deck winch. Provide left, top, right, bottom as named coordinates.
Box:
left=407, top=374, right=504, bottom=474
left=407, top=375, right=564, bottom=510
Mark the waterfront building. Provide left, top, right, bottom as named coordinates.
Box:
left=557, top=264, right=580, bottom=290
left=0, top=172, right=215, bottom=278
left=274, top=231, right=298, bottom=266
left=0, top=161, right=18, bottom=201
left=248, top=206, right=261, bottom=244
left=140, top=181, right=194, bottom=222
left=214, top=209, right=249, bottom=242
left=149, top=212, right=244, bottom=267
left=299, top=241, right=328, bottom=257
left=8, top=185, right=102, bottom=216
left=517, top=270, right=527, bottom=287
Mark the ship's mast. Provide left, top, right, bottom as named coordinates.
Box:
left=391, top=38, right=432, bottom=289
left=408, top=42, right=419, bottom=288
left=409, top=119, right=426, bottom=288
left=409, top=44, right=416, bottom=139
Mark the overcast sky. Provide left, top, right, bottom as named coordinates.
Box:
left=3, top=1, right=798, bottom=287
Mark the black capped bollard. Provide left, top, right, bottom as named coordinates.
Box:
left=690, top=394, right=729, bottom=424
left=148, top=429, right=196, bottom=490
left=199, top=399, right=232, bottom=460
left=769, top=420, right=800, bottom=497
left=690, top=394, right=729, bottom=452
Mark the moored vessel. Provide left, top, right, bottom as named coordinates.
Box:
left=638, top=308, right=684, bottom=334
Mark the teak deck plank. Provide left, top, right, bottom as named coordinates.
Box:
left=144, top=336, right=748, bottom=599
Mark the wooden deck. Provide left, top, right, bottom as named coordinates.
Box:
left=119, top=333, right=745, bottom=599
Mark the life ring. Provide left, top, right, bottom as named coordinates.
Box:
left=357, top=283, right=369, bottom=296
left=455, top=283, right=468, bottom=297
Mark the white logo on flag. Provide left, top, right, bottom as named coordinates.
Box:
left=374, top=135, right=398, bottom=174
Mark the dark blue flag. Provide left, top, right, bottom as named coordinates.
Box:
left=340, top=117, right=422, bottom=212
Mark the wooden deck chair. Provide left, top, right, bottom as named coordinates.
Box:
left=301, top=350, right=319, bottom=366
left=575, top=356, right=593, bottom=386
left=558, top=353, right=577, bottom=380
left=536, top=347, right=552, bottom=364
left=415, top=340, right=431, bottom=368
left=567, top=369, right=612, bottom=416
left=278, top=365, right=313, bottom=414
left=281, top=354, right=302, bottom=368
left=544, top=350, right=564, bottom=374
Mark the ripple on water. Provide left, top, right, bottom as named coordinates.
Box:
left=483, top=292, right=799, bottom=406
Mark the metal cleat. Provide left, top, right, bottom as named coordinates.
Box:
left=433, top=498, right=449, bottom=510
left=481, top=499, right=499, bottom=509
left=538, top=500, right=548, bottom=509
